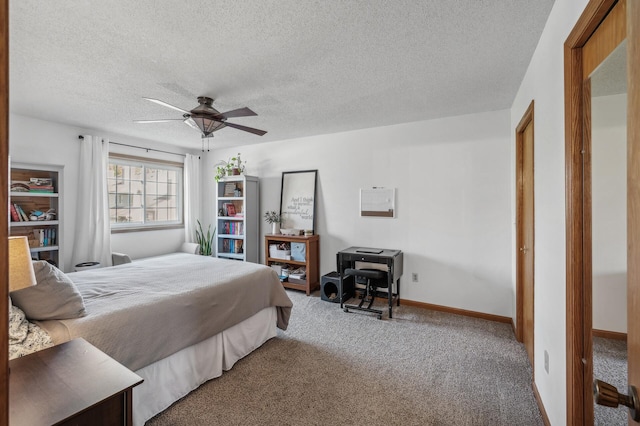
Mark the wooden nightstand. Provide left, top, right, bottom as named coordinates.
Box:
left=9, top=338, right=143, bottom=426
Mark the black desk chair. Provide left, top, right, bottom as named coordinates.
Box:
left=343, top=268, right=388, bottom=320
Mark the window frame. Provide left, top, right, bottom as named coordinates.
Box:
left=108, top=153, right=184, bottom=233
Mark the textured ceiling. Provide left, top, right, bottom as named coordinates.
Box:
left=9, top=1, right=555, bottom=150
left=591, top=40, right=627, bottom=97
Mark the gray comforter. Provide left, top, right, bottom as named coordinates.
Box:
left=36, top=253, right=292, bottom=371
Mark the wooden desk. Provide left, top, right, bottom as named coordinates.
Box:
left=337, top=247, right=403, bottom=318
left=10, top=338, right=143, bottom=426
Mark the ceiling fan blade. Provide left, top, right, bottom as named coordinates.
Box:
left=223, top=121, right=267, bottom=136
left=142, top=97, right=189, bottom=114
left=220, top=107, right=257, bottom=119
left=134, top=119, right=185, bottom=123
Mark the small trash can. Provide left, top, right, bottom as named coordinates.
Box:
left=74, top=261, right=101, bottom=272
left=321, top=271, right=354, bottom=303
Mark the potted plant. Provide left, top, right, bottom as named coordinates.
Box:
left=214, top=161, right=230, bottom=182
left=229, top=153, right=245, bottom=175
left=195, top=220, right=216, bottom=256
left=263, top=211, right=282, bottom=234
left=214, top=153, right=246, bottom=182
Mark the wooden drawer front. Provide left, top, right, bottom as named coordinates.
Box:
left=61, top=392, right=125, bottom=426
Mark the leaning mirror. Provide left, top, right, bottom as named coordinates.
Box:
left=279, top=170, right=317, bottom=234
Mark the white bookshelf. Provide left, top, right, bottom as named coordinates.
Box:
left=9, top=163, right=64, bottom=270
left=215, top=175, right=259, bottom=263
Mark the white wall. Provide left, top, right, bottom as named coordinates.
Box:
left=9, top=113, right=197, bottom=272
left=510, top=0, right=590, bottom=423
left=205, top=109, right=514, bottom=317
left=592, top=93, right=627, bottom=333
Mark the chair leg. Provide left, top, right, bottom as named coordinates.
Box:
left=366, top=285, right=376, bottom=309
left=357, top=286, right=367, bottom=308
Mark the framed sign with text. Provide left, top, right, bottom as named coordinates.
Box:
left=279, top=170, right=317, bottom=233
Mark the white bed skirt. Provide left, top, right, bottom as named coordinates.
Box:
left=133, top=307, right=277, bottom=426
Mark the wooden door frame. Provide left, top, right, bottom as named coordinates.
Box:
left=515, top=100, right=535, bottom=346
left=1, top=0, right=9, bottom=422
left=565, top=0, right=627, bottom=424
left=628, top=0, right=640, bottom=424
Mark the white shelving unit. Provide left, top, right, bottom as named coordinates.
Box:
left=9, top=163, right=64, bottom=270
left=215, top=175, right=259, bottom=263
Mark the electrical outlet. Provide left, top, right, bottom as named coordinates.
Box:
left=412, top=273, right=418, bottom=282
left=544, top=350, right=549, bottom=374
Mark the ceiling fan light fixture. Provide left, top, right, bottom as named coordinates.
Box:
left=190, top=115, right=225, bottom=137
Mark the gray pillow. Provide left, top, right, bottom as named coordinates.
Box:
left=10, top=261, right=87, bottom=320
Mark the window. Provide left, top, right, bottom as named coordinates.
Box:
left=108, top=156, right=183, bottom=230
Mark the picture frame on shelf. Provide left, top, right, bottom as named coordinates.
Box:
left=223, top=182, right=236, bottom=197
left=224, top=203, right=236, bottom=217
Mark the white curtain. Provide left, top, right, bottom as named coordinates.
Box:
left=72, top=135, right=112, bottom=267
left=184, top=153, right=201, bottom=243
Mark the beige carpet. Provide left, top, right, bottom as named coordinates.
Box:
left=147, top=290, right=543, bottom=425
left=594, top=336, right=627, bottom=425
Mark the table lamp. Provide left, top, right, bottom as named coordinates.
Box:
left=8, top=236, right=37, bottom=292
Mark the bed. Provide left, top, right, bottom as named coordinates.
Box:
left=9, top=253, right=293, bottom=426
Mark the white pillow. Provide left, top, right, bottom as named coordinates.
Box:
left=10, top=261, right=87, bottom=320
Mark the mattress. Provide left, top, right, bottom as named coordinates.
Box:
left=36, top=253, right=292, bottom=371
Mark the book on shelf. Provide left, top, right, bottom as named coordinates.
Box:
left=222, top=238, right=244, bottom=254
left=222, top=221, right=244, bottom=235
left=33, top=229, right=44, bottom=247
left=28, top=178, right=54, bottom=192
left=32, top=228, right=57, bottom=247
left=10, top=204, right=20, bottom=222
left=29, top=177, right=53, bottom=186
left=223, top=182, right=236, bottom=197
left=13, top=204, right=29, bottom=221
left=19, top=205, right=29, bottom=221
left=29, top=186, right=54, bottom=193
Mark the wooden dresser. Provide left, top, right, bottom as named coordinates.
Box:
left=10, top=338, right=143, bottom=426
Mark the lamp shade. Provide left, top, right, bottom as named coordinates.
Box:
left=8, top=236, right=37, bottom=292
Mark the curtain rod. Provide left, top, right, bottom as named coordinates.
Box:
left=78, top=135, right=197, bottom=158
